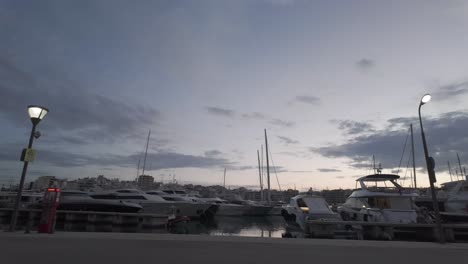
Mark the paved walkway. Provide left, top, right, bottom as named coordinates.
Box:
left=2, top=232, right=467, bottom=264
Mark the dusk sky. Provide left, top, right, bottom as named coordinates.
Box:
left=1, top=0, right=468, bottom=190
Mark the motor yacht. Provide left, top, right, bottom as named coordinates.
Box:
left=58, top=190, right=142, bottom=213
left=218, top=194, right=272, bottom=216
left=281, top=194, right=340, bottom=231
left=438, top=180, right=468, bottom=214
left=338, top=174, right=419, bottom=224
left=91, top=189, right=216, bottom=219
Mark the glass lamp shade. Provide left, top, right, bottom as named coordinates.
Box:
left=27, top=105, right=49, bottom=124
left=420, top=94, right=431, bottom=105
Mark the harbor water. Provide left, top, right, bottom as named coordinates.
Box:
left=169, top=216, right=287, bottom=238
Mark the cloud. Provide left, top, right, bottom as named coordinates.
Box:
left=241, top=112, right=266, bottom=120
left=318, top=168, right=342, bottom=173
left=0, top=142, right=233, bottom=170
left=356, top=58, right=375, bottom=70
left=294, top=95, right=321, bottom=105
left=313, top=111, right=468, bottom=173
left=433, top=81, right=468, bottom=101
left=264, top=0, right=297, bottom=5
left=277, top=135, right=299, bottom=145
left=270, top=118, right=295, bottom=127
left=331, top=119, right=375, bottom=135
left=205, top=106, right=235, bottom=118
left=204, top=150, right=223, bottom=158
left=0, top=56, right=161, bottom=145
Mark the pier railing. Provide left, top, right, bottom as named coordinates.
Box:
left=304, top=219, right=468, bottom=242
left=0, top=208, right=169, bottom=233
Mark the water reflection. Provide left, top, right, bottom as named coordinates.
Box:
left=169, top=216, right=286, bottom=238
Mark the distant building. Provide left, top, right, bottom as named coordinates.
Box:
left=137, top=175, right=154, bottom=190
left=32, top=176, right=56, bottom=191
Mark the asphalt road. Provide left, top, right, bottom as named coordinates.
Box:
left=1, top=232, right=467, bottom=264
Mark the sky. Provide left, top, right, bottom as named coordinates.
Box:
left=1, top=0, right=468, bottom=190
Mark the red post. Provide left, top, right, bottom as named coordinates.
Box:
left=38, top=188, right=60, bottom=233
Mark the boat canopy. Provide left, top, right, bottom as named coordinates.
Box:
left=356, top=174, right=400, bottom=182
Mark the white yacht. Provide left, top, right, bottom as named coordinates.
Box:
left=281, top=194, right=340, bottom=231
left=90, top=189, right=217, bottom=219
left=58, top=190, right=142, bottom=213
left=199, top=197, right=247, bottom=216
left=218, top=194, right=272, bottom=216
left=338, top=174, right=419, bottom=224
left=438, top=180, right=468, bottom=215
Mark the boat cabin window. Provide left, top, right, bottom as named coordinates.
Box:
left=121, top=195, right=147, bottom=200
left=62, top=192, right=88, bottom=197
left=90, top=194, right=116, bottom=199
left=367, top=197, right=413, bottom=210
left=162, top=196, right=185, bottom=201
left=146, top=191, right=164, bottom=195
left=175, top=191, right=186, bottom=194
left=116, top=190, right=140, bottom=193
left=344, top=198, right=368, bottom=209
left=296, top=198, right=307, bottom=208
left=163, top=190, right=174, bottom=194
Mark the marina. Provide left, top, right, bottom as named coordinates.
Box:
left=2, top=2, right=468, bottom=263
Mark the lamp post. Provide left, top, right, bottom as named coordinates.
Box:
left=418, top=94, right=444, bottom=243
left=9, top=105, right=49, bottom=232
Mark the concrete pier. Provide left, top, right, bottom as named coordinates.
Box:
left=1, top=232, right=467, bottom=264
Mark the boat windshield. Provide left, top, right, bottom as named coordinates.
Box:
left=367, top=197, right=413, bottom=210
left=302, top=197, right=331, bottom=212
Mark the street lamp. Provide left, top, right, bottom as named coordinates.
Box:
left=9, top=105, right=49, bottom=231
left=418, top=94, right=444, bottom=243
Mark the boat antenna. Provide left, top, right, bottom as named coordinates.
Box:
left=264, top=129, right=271, bottom=205
left=223, top=168, right=226, bottom=189
left=257, top=150, right=264, bottom=202
left=373, top=155, right=376, bottom=174
left=410, top=124, right=417, bottom=188
left=142, top=130, right=151, bottom=176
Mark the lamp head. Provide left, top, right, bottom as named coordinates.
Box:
left=420, top=94, right=431, bottom=105
left=27, top=105, right=49, bottom=125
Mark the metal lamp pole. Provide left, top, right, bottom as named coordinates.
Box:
left=418, top=94, right=444, bottom=243
left=9, top=105, right=48, bottom=231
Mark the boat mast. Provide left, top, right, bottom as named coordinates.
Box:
left=223, top=168, right=226, bottom=189
left=264, top=129, right=271, bottom=205
left=448, top=161, right=453, bottom=182
left=410, top=124, right=417, bottom=188
left=257, top=150, right=264, bottom=202
left=261, top=144, right=264, bottom=199
left=457, top=153, right=463, bottom=181
left=142, top=130, right=151, bottom=176
left=136, top=158, right=141, bottom=181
